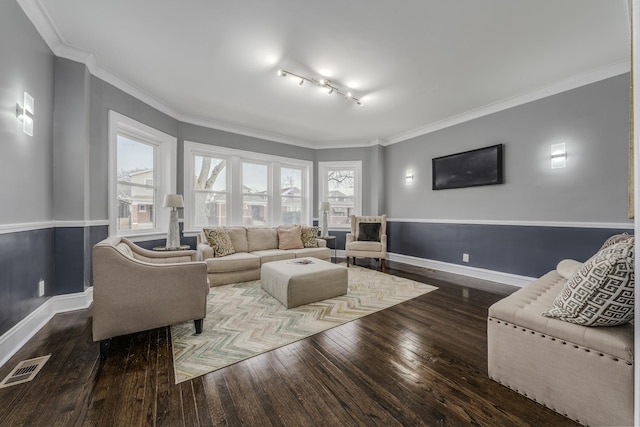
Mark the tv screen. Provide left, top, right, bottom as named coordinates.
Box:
left=432, top=144, right=503, bottom=190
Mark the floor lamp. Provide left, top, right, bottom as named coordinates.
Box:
left=164, top=194, right=184, bottom=248
left=320, top=201, right=330, bottom=237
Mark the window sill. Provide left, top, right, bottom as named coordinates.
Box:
left=112, top=232, right=167, bottom=242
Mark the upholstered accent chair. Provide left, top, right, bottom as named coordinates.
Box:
left=92, top=237, right=209, bottom=357
left=345, top=215, right=387, bottom=271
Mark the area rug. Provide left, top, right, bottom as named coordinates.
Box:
left=170, top=265, right=438, bottom=383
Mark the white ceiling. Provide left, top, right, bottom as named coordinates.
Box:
left=21, top=0, right=630, bottom=148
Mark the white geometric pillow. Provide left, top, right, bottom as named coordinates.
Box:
left=543, top=239, right=634, bottom=327
left=599, top=232, right=632, bottom=251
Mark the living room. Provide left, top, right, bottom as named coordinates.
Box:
left=0, top=0, right=636, bottom=425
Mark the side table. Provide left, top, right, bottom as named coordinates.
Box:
left=152, top=245, right=191, bottom=251
left=320, top=236, right=337, bottom=262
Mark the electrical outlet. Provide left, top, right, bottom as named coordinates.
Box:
left=462, top=253, right=469, bottom=263
left=38, top=280, right=45, bottom=297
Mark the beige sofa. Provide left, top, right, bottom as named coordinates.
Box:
left=197, top=226, right=331, bottom=286
left=487, top=266, right=634, bottom=426
left=93, top=237, right=209, bottom=356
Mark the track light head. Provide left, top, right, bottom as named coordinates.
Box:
left=327, top=88, right=334, bottom=95
left=298, top=79, right=304, bottom=86
left=277, top=69, right=287, bottom=77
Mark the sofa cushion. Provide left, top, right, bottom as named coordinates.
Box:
left=278, top=226, right=304, bottom=250
left=115, top=243, right=133, bottom=258
left=203, top=227, right=236, bottom=257
left=226, top=227, right=249, bottom=253
left=489, top=270, right=634, bottom=361
left=348, top=241, right=382, bottom=252
left=251, top=249, right=295, bottom=264
left=600, top=232, right=632, bottom=250
left=357, top=222, right=381, bottom=241
left=290, top=247, right=331, bottom=260
left=543, top=240, right=635, bottom=327
left=301, top=226, right=319, bottom=248
left=205, top=252, right=260, bottom=273
left=247, top=227, right=278, bottom=252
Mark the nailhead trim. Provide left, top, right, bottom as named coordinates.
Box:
left=488, top=317, right=633, bottom=364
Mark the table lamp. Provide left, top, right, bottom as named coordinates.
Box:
left=163, top=194, right=184, bottom=248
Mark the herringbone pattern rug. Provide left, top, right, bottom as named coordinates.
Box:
left=171, top=265, right=437, bottom=383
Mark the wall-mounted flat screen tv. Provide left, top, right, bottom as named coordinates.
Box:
left=432, top=144, right=504, bottom=190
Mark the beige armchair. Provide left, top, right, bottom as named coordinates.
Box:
left=345, top=215, right=387, bottom=271
left=92, top=237, right=209, bottom=357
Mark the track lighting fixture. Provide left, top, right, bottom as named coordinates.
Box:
left=277, top=69, right=363, bottom=106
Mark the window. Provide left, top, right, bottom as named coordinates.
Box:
left=109, top=111, right=176, bottom=238
left=318, top=161, right=362, bottom=228
left=280, top=167, right=303, bottom=224
left=183, top=141, right=312, bottom=232
left=193, top=155, right=228, bottom=227
left=242, top=162, right=269, bottom=226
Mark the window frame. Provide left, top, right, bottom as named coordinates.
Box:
left=318, top=160, right=363, bottom=230
left=183, top=141, right=313, bottom=233
left=108, top=110, right=177, bottom=239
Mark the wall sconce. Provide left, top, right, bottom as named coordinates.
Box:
left=405, top=169, right=414, bottom=185
left=550, top=143, right=566, bottom=169
left=16, top=92, right=34, bottom=136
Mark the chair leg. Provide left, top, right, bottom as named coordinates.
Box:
left=194, top=319, right=204, bottom=334
left=347, top=256, right=350, bottom=267
left=381, top=259, right=386, bottom=272
left=99, top=339, right=112, bottom=360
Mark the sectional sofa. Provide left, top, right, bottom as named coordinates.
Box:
left=197, top=226, right=331, bottom=286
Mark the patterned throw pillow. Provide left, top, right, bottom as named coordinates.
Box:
left=203, top=227, right=236, bottom=257
left=599, top=232, right=632, bottom=251
left=543, top=239, right=635, bottom=327
left=300, top=226, right=319, bottom=248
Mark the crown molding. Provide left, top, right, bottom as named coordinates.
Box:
left=19, top=0, right=631, bottom=151
left=384, top=60, right=630, bottom=146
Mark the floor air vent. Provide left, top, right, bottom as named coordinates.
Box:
left=0, top=354, right=51, bottom=389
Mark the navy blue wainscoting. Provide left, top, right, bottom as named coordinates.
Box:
left=0, top=228, right=55, bottom=336
left=387, top=221, right=632, bottom=278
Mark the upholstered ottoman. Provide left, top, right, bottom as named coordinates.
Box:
left=261, top=258, right=348, bottom=308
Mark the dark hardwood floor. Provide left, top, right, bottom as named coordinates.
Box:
left=0, top=260, right=577, bottom=426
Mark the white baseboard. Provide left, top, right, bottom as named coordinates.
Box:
left=387, top=253, right=535, bottom=288
left=0, top=288, right=93, bottom=369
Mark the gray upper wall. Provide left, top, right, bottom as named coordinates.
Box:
left=0, top=0, right=55, bottom=225
left=384, top=74, right=632, bottom=224
left=53, top=57, right=90, bottom=221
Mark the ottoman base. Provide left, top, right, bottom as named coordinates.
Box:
left=261, top=258, right=348, bottom=308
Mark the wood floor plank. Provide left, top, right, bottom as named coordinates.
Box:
left=0, top=261, right=579, bottom=426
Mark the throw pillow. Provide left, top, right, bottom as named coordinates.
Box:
left=300, top=226, right=319, bottom=248
left=278, top=225, right=304, bottom=250
left=543, top=239, right=635, bottom=327
left=600, top=232, right=632, bottom=250
left=357, top=222, right=381, bottom=242
left=203, top=227, right=236, bottom=257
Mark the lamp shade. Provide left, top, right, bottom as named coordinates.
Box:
left=320, top=201, right=330, bottom=211
left=163, top=194, right=184, bottom=208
